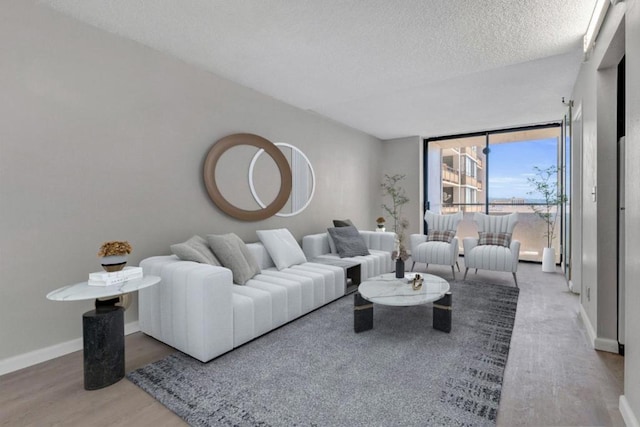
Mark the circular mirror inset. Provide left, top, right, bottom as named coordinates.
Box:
left=248, top=143, right=315, bottom=217
left=203, top=134, right=292, bottom=221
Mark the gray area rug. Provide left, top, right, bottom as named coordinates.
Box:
left=128, top=279, right=519, bottom=426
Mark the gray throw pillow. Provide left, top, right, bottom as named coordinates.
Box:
left=329, top=219, right=355, bottom=253
left=206, top=233, right=261, bottom=285
left=171, top=235, right=221, bottom=265
left=327, top=226, right=370, bottom=258
left=332, top=219, right=354, bottom=227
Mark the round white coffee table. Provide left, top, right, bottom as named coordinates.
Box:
left=47, top=275, right=160, bottom=390
left=354, top=273, right=452, bottom=333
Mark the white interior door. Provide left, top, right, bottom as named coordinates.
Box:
left=570, top=104, right=583, bottom=295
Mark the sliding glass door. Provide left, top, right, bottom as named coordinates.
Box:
left=424, top=124, right=563, bottom=263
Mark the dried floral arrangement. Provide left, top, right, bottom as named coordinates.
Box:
left=376, top=216, right=386, bottom=224
left=98, top=241, right=133, bottom=257
left=391, top=233, right=410, bottom=261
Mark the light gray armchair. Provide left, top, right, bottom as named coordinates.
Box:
left=410, top=210, right=463, bottom=279
left=462, top=212, right=520, bottom=287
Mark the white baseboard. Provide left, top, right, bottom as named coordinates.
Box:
left=579, top=303, right=597, bottom=345
left=568, top=279, right=581, bottom=294
left=0, top=321, right=140, bottom=377
left=594, top=337, right=620, bottom=353
left=579, top=304, right=619, bottom=354
left=620, top=395, right=640, bottom=427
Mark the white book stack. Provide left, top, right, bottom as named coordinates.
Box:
left=88, top=266, right=143, bottom=287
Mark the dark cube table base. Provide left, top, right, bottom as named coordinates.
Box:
left=353, top=291, right=452, bottom=334
left=311, top=258, right=361, bottom=295
left=432, top=292, right=452, bottom=333
left=82, top=305, right=125, bottom=390
left=354, top=292, right=373, bottom=333
left=345, top=263, right=361, bottom=294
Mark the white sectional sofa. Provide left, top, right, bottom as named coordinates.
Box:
left=302, top=230, right=396, bottom=279
left=138, top=231, right=394, bottom=363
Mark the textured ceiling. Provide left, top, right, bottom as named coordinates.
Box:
left=42, top=0, right=596, bottom=139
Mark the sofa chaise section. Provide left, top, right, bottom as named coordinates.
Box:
left=139, top=240, right=346, bottom=363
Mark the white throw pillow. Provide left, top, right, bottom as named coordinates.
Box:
left=256, top=229, right=307, bottom=270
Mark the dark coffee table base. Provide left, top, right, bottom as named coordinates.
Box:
left=354, top=292, right=373, bottom=333
left=82, top=305, right=125, bottom=390
left=353, top=291, right=452, bottom=333
left=432, top=292, right=452, bottom=333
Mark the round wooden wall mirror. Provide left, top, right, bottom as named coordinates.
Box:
left=203, top=133, right=293, bottom=221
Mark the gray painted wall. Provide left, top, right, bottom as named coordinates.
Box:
left=381, top=137, right=423, bottom=237
left=572, top=1, right=640, bottom=422
left=571, top=3, right=625, bottom=348
left=0, top=1, right=382, bottom=362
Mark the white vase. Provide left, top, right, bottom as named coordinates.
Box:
left=542, top=247, right=556, bottom=272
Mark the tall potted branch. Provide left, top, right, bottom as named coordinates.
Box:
left=527, top=166, right=566, bottom=272
left=381, top=174, right=410, bottom=278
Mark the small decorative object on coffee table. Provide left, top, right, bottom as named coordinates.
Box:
left=98, top=240, right=132, bottom=272
left=393, top=245, right=409, bottom=279
left=411, top=273, right=423, bottom=290
left=395, top=259, right=404, bottom=278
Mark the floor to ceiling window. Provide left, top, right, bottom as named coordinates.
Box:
left=424, top=124, right=563, bottom=263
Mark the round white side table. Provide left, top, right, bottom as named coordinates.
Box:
left=47, top=275, right=160, bottom=390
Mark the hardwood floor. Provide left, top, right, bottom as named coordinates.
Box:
left=495, top=262, right=625, bottom=427
left=0, top=333, right=182, bottom=427
left=1, top=261, right=624, bottom=426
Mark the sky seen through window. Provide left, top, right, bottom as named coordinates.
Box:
left=488, top=138, right=558, bottom=201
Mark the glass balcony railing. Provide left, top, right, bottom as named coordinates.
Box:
left=438, top=203, right=561, bottom=263
left=441, top=204, right=483, bottom=213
